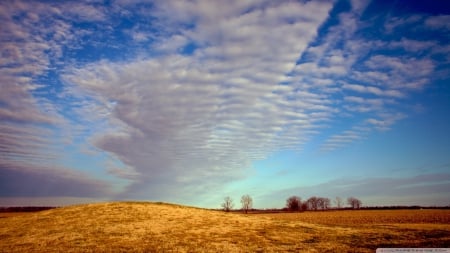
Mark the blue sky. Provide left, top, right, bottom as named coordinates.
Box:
left=1, top=0, right=449, bottom=208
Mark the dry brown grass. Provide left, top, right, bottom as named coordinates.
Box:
left=0, top=202, right=449, bottom=252
left=259, top=209, right=450, bottom=226
left=0, top=212, right=35, bottom=218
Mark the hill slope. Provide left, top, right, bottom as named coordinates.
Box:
left=0, top=202, right=448, bottom=252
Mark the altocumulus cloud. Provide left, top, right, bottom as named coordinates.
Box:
left=0, top=0, right=114, bottom=203
left=63, top=0, right=335, bottom=202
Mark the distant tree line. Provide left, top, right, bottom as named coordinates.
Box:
left=0, top=206, right=56, bottom=212
left=286, top=196, right=362, bottom=211
left=221, top=195, right=363, bottom=213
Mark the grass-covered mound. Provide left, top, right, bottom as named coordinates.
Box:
left=0, top=202, right=448, bottom=252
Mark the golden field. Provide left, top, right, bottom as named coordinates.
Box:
left=0, top=202, right=449, bottom=252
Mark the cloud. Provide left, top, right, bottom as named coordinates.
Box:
left=63, top=0, right=335, bottom=200
left=0, top=1, right=65, bottom=167
left=320, top=126, right=370, bottom=152
left=288, top=2, right=446, bottom=151
left=343, top=83, right=404, bottom=98
left=62, top=0, right=450, bottom=200
left=64, top=2, right=108, bottom=22
left=384, top=15, right=423, bottom=33
left=349, top=0, right=371, bottom=14
left=425, top=15, right=450, bottom=30
left=366, top=112, right=406, bottom=131
left=388, top=38, right=436, bottom=53
left=0, top=161, right=111, bottom=198
left=362, top=55, right=434, bottom=90
left=0, top=1, right=119, bottom=201
left=263, top=173, right=450, bottom=206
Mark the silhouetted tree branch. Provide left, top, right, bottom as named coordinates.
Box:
left=347, top=197, right=362, bottom=209
left=221, top=196, right=234, bottom=212
left=307, top=196, right=319, bottom=211
left=317, top=197, right=330, bottom=210
left=240, top=194, right=253, bottom=214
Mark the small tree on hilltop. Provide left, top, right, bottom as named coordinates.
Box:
left=347, top=197, right=362, bottom=209
left=240, top=194, right=253, bottom=214
left=286, top=196, right=301, bottom=211
left=221, top=196, right=234, bottom=212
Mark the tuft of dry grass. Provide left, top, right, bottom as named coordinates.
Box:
left=0, top=202, right=449, bottom=252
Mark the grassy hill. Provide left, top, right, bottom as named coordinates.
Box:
left=0, top=202, right=449, bottom=252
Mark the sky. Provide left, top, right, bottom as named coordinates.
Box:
left=1, top=0, right=449, bottom=208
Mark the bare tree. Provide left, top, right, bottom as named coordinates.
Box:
left=347, top=197, right=362, bottom=209
left=334, top=197, right=343, bottom=209
left=317, top=197, right=330, bottom=210
left=306, top=196, right=319, bottom=211
left=221, top=196, right=234, bottom=212
left=286, top=196, right=301, bottom=211
left=240, top=194, right=253, bottom=214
